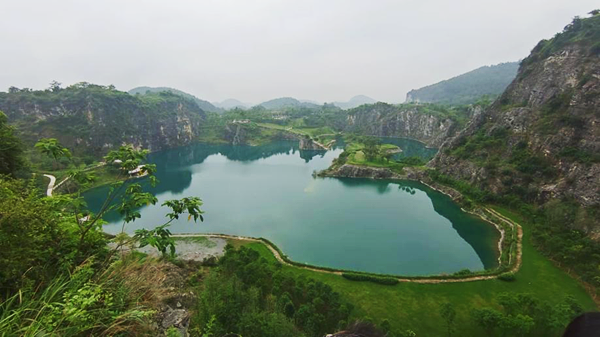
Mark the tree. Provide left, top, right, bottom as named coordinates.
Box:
left=362, top=136, right=381, bottom=161
left=0, top=111, right=25, bottom=177
left=472, top=308, right=503, bottom=334
left=440, top=302, right=456, bottom=337
left=49, top=80, right=62, bottom=92
left=133, top=197, right=204, bottom=257
left=35, top=141, right=204, bottom=257
left=589, top=9, right=600, bottom=16
left=35, top=138, right=71, bottom=170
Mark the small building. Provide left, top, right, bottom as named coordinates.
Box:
left=128, top=165, right=148, bottom=178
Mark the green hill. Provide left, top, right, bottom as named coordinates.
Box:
left=129, top=86, right=222, bottom=113
left=406, top=62, right=519, bottom=105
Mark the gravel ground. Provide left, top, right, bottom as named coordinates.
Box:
left=111, top=237, right=228, bottom=261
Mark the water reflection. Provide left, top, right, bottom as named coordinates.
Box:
left=299, top=150, right=327, bottom=163
left=379, top=137, right=438, bottom=160
left=397, top=180, right=499, bottom=269
left=83, top=140, right=502, bottom=275
left=322, top=178, right=499, bottom=269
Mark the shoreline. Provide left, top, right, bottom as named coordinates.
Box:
left=171, top=228, right=522, bottom=283
left=318, top=164, right=519, bottom=273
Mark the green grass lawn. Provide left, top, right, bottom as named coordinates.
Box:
left=241, top=206, right=597, bottom=335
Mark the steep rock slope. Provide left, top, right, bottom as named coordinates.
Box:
left=342, top=103, right=476, bottom=147
left=1, top=84, right=207, bottom=156
left=430, top=14, right=600, bottom=231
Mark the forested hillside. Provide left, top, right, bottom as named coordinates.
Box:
left=406, top=62, right=519, bottom=105
left=430, top=13, right=600, bottom=294
left=1, top=83, right=207, bottom=156
left=128, top=86, right=222, bottom=113
left=259, top=97, right=320, bottom=110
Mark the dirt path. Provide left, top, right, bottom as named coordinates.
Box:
left=173, top=215, right=524, bottom=284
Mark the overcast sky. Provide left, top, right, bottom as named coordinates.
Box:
left=0, top=0, right=597, bottom=104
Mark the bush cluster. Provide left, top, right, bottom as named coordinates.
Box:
left=342, top=273, right=399, bottom=285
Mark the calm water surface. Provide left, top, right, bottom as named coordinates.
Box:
left=85, top=140, right=499, bottom=276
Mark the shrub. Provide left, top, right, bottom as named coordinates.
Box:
left=498, top=272, right=516, bottom=282
left=342, top=273, right=399, bottom=285
left=453, top=269, right=473, bottom=276
left=0, top=178, right=106, bottom=292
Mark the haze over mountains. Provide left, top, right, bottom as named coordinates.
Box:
left=129, top=61, right=521, bottom=112
left=213, top=99, right=250, bottom=110
left=405, top=62, right=520, bottom=105
left=129, top=86, right=380, bottom=111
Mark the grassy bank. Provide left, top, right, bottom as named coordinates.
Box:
left=240, top=208, right=596, bottom=335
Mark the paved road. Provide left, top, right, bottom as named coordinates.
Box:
left=43, top=174, right=56, bottom=196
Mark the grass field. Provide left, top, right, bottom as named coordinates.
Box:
left=240, top=205, right=597, bottom=335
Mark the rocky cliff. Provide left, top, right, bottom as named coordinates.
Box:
left=430, top=14, right=600, bottom=231
left=342, top=103, right=474, bottom=147
left=0, top=84, right=206, bottom=156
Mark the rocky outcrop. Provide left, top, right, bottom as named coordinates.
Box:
left=0, top=85, right=206, bottom=156
left=319, top=163, right=426, bottom=181
left=342, top=103, right=472, bottom=147
left=430, top=15, right=600, bottom=232
left=224, top=123, right=248, bottom=145
left=299, top=136, right=328, bottom=150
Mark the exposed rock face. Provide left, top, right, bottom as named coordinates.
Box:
left=299, top=137, right=327, bottom=150
left=0, top=86, right=206, bottom=156
left=430, top=17, right=600, bottom=232
left=319, top=164, right=425, bottom=181
left=224, top=123, right=248, bottom=145
left=342, top=103, right=469, bottom=147
left=321, top=164, right=403, bottom=179
left=222, top=123, right=297, bottom=146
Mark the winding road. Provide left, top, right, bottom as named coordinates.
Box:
left=43, top=174, right=56, bottom=196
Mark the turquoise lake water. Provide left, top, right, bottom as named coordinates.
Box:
left=84, top=139, right=499, bottom=276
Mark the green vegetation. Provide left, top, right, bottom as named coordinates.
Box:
left=0, top=139, right=207, bottom=335
left=341, top=273, right=399, bottom=285
left=325, top=135, right=426, bottom=174
left=0, top=111, right=26, bottom=177
left=428, top=169, right=600, bottom=298
left=128, top=86, right=222, bottom=113
left=522, top=13, right=600, bottom=67
left=348, top=102, right=479, bottom=130
left=1, top=83, right=206, bottom=157
left=174, top=236, right=217, bottom=248
left=241, top=210, right=595, bottom=336
left=195, top=100, right=478, bottom=148
left=405, top=62, right=519, bottom=105
left=191, top=245, right=355, bottom=336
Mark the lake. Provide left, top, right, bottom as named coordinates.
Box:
left=84, top=139, right=500, bottom=276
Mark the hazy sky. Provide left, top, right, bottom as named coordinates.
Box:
left=1, top=0, right=597, bottom=104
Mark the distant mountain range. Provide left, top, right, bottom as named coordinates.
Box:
left=405, top=62, right=519, bottom=105
left=333, top=95, right=377, bottom=109
left=257, top=95, right=377, bottom=110
left=213, top=99, right=250, bottom=110
left=128, top=87, right=378, bottom=112
left=128, top=86, right=222, bottom=113
left=259, top=97, right=320, bottom=110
